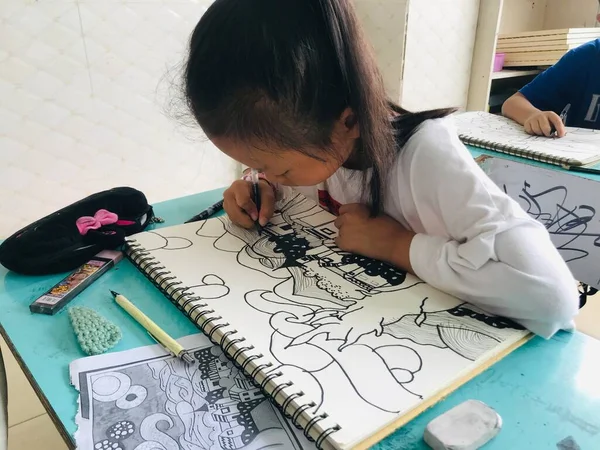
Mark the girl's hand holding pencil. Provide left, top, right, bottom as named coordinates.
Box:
left=223, top=179, right=275, bottom=230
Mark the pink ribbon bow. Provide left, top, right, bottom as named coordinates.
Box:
left=76, top=209, right=119, bottom=235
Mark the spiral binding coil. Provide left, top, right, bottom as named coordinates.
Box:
left=124, top=238, right=341, bottom=449
left=460, top=134, right=575, bottom=167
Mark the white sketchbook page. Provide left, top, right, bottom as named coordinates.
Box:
left=127, top=194, right=529, bottom=450
left=70, top=333, right=312, bottom=450
left=453, top=111, right=600, bottom=164
left=481, top=156, right=600, bottom=290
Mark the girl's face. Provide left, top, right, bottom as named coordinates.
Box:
left=211, top=110, right=360, bottom=187
left=211, top=138, right=340, bottom=186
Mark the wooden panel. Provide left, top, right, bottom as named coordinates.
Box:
left=543, top=0, right=599, bottom=29
left=497, top=38, right=595, bottom=50
left=491, top=69, right=541, bottom=80
left=503, top=49, right=565, bottom=66
left=505, top=50, right=566, bottom=60
left=504, top=58, right=560, bottom=67
left=499, top=27, right=600, bottom=39
left=466, top=0, right=503, bottom=111
left=499, top=0, right=548, bottom=34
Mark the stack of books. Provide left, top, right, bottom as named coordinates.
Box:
left=497, top=28, right=600, bottom=67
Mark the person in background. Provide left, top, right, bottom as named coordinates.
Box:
left=502, top=38, right=600, bottom=137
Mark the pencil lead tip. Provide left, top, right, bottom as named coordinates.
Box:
left=110, top=290, right=119, bottom=297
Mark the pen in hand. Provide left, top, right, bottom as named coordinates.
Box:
left=551, top=108, right=569, bottom=138
left=184, top=199, right=224, bottom=224
left=250, top=169, right=263, bottom=235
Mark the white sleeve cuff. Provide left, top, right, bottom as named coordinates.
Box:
left=409, top=233, right=451, bottom=282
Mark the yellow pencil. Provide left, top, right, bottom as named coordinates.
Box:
left=110, top=290, right=194, bottom=364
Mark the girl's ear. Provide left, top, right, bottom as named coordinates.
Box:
left=339, top=107, right=360, bottom=139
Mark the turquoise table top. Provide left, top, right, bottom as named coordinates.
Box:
left=467, top=145, right=600, bottom=182
left=1, top=151, right=600, bottom=449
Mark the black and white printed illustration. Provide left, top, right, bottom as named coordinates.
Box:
left=482, top=157, right=600, bottom=289
left=72, top=335, right=310, bottom=450
left=125, top=193, right=529, bottom=447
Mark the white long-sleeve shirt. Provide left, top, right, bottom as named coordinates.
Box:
left=284, top=117, right=580, bottom=339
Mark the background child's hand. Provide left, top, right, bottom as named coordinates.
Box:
left=223, top=179, right=275, bottom=229
left=334, top=204, right=415, bottom=272
left=524, top=110, right=566, bottom=137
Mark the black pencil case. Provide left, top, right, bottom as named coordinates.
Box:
left=0, top=187, right=155, bottom=275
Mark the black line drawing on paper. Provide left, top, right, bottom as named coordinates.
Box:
left=77, top=342, right=307, bottom=450
left=187, top=274, right=231, bottom=301
left=190, top=194, right=525, bottom=415
left=130, top=229, right=231, bottom=299
left=505, top=181, right=600, bottom=264
left=198, top=195, right=412, bottom=304
left=134, top=231, right=193, bottom=251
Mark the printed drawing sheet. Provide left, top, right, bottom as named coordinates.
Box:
left=126, top=193, right=530, bottom=449
left=454, top=111, right=600, bottom=164
left=481, top=157, right=600, bottom=290
left=70, top=334, right=312, bottom=450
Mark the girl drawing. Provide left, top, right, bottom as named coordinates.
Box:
left=177, top=0, right=579, bottom=343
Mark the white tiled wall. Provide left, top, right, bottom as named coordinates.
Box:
left=0, top=0, right=411, bottom=239
left=401, top=0, right=480, bottom=111
left=355, top=0, right=408, bottom=102
left=0, top=0, right=238, bottom=239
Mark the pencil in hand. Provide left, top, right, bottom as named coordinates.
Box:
left=250, top=169, right=263, bottom=235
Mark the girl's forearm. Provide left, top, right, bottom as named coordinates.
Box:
left=386, top=229, right=416, bottom=275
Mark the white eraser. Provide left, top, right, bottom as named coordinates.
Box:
left=424, top=399, right=502, bottom=450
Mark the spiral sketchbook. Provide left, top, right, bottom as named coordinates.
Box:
left=453, top=111, right=600, bottom=167
left=124, top=193, right=530, bottom=450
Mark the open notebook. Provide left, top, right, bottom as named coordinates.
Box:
left=453, top=111, right=600, bottom=167
left=125, top=193, right=530, bottom=450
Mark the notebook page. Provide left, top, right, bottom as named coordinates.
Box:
left=453, top=111, right=600, bottom=165
left=127, top=194, right=528, bottom=449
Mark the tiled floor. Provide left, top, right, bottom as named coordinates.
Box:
left=1, top=297, right=598, bottom=450
left=0, top=337, right=67, bottom=450
left=575, top=293, right=600, bottom=340
left=8, top=415, right=67, bottom=450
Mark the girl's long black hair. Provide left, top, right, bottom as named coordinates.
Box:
left=183, top=0, right=455, bottom=215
